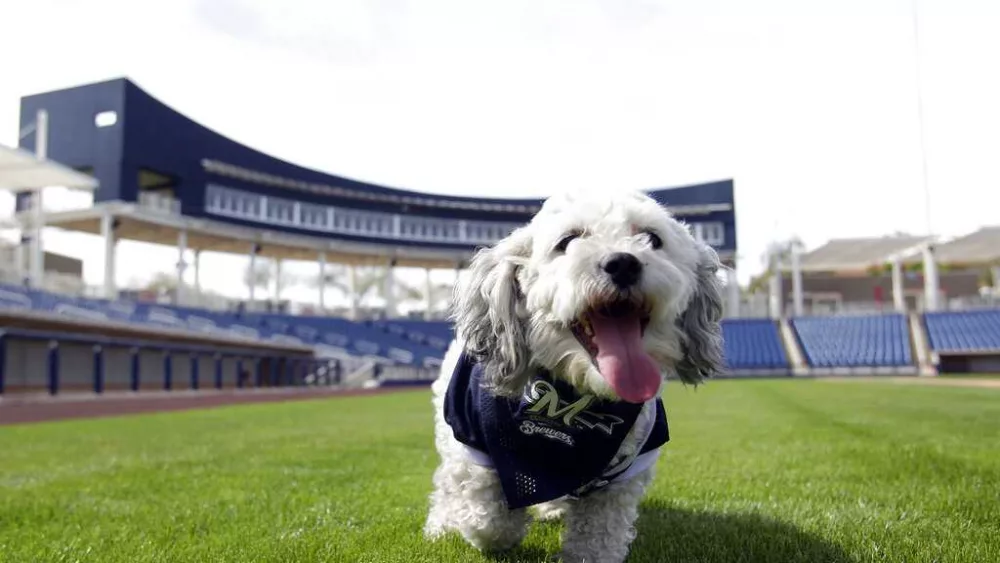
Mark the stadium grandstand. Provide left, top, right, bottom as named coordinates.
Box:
left=1, top=76, right=999, bottom=398
left=768, top=232, right=1000, bottom=316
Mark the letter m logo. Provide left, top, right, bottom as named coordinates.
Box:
left=526, top=381, right=594, bottom=426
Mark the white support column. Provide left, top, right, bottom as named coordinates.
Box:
left=248, top=244, right=259, bottom=304
left=922, top=244, right=940, bottom=311
left=14, top=240, right=25, bottom=283
left=35, top=109, right=48, bottom=160
left=891, top=258, right=905, bottom=312
left=992, top=265, right=1000, bottom=294
left=725, top=266, right=740, bottom=318
left=790, top=244, right=804, bottom=317
left=349, top=265, right=359, bottom=320
left=100, top=210, right=117, bottom=300
left=175, top=230, right=188, bottom=306
left=767, top=249, right=784, bottom=319
left=30, top=110, right=49, bottom=287
left=274, top=259, right=283, bottom=303
left=192, top=250, right=202, bottom=306
left=29, top=190, right=45, bottom=286
left=318, top=252, right=327, bottom=312
left=424, top=267, right=434, bottom=319
left=384, top=258, right=397, bottom=319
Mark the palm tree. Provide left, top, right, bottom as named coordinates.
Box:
left=302, top=264, right=391, bottom=308
left=302, top=265, right=456, bottom=316
left=144, top=271, right=179, bottom=294
left=243, top=259, right=298, bottom=298
left=749, top=237, right=804, bottom=293
left=135, top=271, right=225, bottom=306
left=410, top=280, right=457, bottom=314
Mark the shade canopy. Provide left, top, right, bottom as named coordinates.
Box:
left=0, top=144, right=98, bottom=191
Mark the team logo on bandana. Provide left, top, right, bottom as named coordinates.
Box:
left=521, top=380, right=626, bottom=438
left=518, top=420, right=575, bottom=446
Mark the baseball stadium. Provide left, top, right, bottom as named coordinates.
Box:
left=1, top=78, right=997, bottom=563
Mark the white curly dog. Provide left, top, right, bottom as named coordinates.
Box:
left=424, top=190, right=725, bottom=563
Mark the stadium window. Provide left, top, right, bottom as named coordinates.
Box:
left=205, top=188, right=218, bottom=210
left=94, top=111, right=118, bottom=128
left=270, top=201, right=289, bottom=223
left=690, top=223, right=703, bottom=243
left=702, top=223, right=724, bottom=245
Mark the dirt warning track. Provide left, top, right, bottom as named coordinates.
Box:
left=824, top=376, right=1000, bottom=389
left=0, top=386, right=422, bottom=426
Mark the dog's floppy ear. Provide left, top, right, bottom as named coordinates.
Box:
left=452, top=227, right=533, bottom=396
left=676, top=243, right=725, bottom=384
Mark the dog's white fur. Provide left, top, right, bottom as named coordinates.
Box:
left=424, top=190, right=724, bottom=563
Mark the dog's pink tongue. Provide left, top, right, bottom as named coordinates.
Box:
left=589, top=314, right=661, bottom=403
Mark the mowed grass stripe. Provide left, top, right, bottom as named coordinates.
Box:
left=0, top=380, right=997, bottom=562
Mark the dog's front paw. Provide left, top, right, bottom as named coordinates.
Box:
left=534, top=499, right=569, bottom=522
left=461, top=521, right=528, bottom=553
left=423, top=517, right=447, bottom=541
left=559, top=545, right=627, bottom=563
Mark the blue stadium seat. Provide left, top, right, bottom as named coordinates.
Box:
left=923, top=310, right=1000, bottom=352
left=721, top=319, right=789, bottom=370
left=0, top=286, right=33, bottom=310
left=791, top=314, right=912, bottom=367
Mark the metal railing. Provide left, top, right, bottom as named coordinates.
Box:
left=138, top=192, right=182, bottom=215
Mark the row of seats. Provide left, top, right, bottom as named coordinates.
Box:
left=791, top=314, right=912, bottom=367
left=4, top=283, right=1000, bottom=370
left=0, top=285, right=445, bottom=367
left=924, top=310, right=1000, bottom=352
left=722, top=319, right=789, bottom=370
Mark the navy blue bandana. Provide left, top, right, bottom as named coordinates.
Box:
left=444, top=351, right=669, bottom=509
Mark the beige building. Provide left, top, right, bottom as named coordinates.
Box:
left=772, top=229, right=1000, bottom=315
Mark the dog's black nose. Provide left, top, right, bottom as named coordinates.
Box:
left=601, top=253, right=643, bottom=288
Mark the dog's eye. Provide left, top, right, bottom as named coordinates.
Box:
left=554, top=232, right=581, bottom=253
left=643, top=231, right=663, bottom=250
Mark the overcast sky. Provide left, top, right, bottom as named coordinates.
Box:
left=1, top=0, right=999, bottom=305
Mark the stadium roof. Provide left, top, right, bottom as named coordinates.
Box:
left=794, top=235, right=932, bottom=272
left=0, top=144, right=97, bottom=191
left=907, top=227, right=1000, bottom=266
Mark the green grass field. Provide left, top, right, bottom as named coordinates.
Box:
left=1, top=379, right=998, bottom=563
